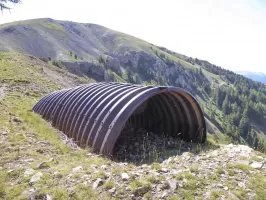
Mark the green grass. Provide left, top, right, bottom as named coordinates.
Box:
left=0, top=172, right=7, bottom=199
left=228, top=163, right=251, bottom=173
left=0, top=52, right=107, bottom=199
left=190, top=165, right=200, bottom=173
left=249, top=175, right=266, bottom=200
left=216, top=166, right=225, bottom=175
left=0, top=19, right=64, bottom=33
left=231, top=188, right=248, bottom=200
left=104, top=180, right=115, bottom=189
left=250, top=156, right=263, bottom=162
left=211, top=190, right=224, bottom=199
left=151, top=162, right=161, bottom=170
left=107, top=69, right=126, bottom=83
left=129, top=179, right=151, bottom=195
left=41, top=22, right=65, bottom=32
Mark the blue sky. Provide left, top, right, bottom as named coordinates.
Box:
left=1, top=0, right=266, bottom=73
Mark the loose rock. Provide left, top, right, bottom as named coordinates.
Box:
left=46, top=194, right=52, bottom=200
left=134, top=186, right=150, bottom=196
left=72, top=166, right=83, bottom=173
left=30, top=172, right=43, bottom=184
left=250, top=162, right=262, bottom=169
left=167, top=179, right=178, bottom=191
left=93, top=178, right=103, bottom=189
left=108, top=187, right=116, bottom=194
left=121, top=173, right=129, bottom=181
left=24, top=168, right=35, bottom=177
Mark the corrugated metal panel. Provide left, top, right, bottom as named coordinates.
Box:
left=33, top=82, right=206, bottom=155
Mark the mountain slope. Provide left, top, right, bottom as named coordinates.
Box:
left=0, top=18, right=158, bottom=61
left=0, top=21, right=266, bottom=199
left=1, top=18, right=266, bottom=152
left=0, top=52, right=265, bottom=200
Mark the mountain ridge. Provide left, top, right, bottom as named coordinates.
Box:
left=237, top=71, right=266, bottom=85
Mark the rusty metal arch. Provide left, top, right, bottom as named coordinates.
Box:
left=33, top=82, right=206, bottom=155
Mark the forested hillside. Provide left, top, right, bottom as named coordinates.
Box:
left=238, top=71, right=266, bottom=85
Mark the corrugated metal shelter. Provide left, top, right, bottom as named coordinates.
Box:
left=33, top=82, right=206, bottom=155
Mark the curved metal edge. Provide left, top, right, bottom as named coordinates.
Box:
left=168, top=88, right=206, bottom=142
left=99, top=87, right=206, bottom=155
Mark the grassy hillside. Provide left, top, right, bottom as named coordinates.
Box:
left=0, top=52, right=266, bottom=200
left=0, top=18, right=266, bottom=152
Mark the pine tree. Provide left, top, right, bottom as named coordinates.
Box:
left=1, top=0, right=20, bottom=11
left=222, top=95, right=231, bottom=115
left=239, top=110, right=249, bottom=139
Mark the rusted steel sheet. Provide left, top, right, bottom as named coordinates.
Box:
left=33, top=82, right=206, bottom=155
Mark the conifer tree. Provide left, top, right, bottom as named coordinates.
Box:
left=0, top=0, right=20, bottom=11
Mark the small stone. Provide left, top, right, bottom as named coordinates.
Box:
left=108, top=187, right=116, bottom=194
left=100, top=165, right=108, bottom=170
left=217, top=184, right=223, bottom=188
left=161, top=191, right=169, bottom=198
left=46, top=194, right=52, bottom=200
left=224, top=186, right=229, bottom=191
left=141, top=164, right=148, bottom=168
left=93, top=178, right=103, bottom=189
left=158, top=158, right=164, bottom=163
left=72, top=166, right=83, bottom=173
left=1, top=131, right=7, bottom=135
left=24, top=168, right=35, bottom=177
left=238, top=182, right=245, bottom=188
left=90, top=164, right=97, bottom=169
left=121, top=173, right=129, bottom=181
left=37, top=161, right=48, bottom=169
left=167, top=179, right=178, bottom=190
left=7, top=169, right=14, bottom=173
left=30, top=172, right=43, bottom=184
left=13, top=117, right=22, bottom=123
left=36, top=149, right=44, bottom=154
left=237, top=160, right=250, bottom=165
left=22, top=188, right=36, bottom=200
left=134, top=186, right=150, bottom=196
left=159, top=168, right=168, bottom=173
left=250, top=162, right=262, bottom=169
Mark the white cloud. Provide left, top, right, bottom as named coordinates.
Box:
left=0, top=0, right=266, bottom=72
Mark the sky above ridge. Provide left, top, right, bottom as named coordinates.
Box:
left=1, top=0, right=266, bottom=73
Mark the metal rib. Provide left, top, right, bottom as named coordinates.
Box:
left=32, top=82, right=206, bottom=156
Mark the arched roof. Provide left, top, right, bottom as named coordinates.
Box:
left=33, top=82, right=206, bottom=155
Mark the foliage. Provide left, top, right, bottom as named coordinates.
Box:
left=52, top=60, right=64, bottom=68
left=0, top=0, right=21, bottom=11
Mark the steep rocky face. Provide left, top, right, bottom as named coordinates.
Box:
left=0, top=18, right=199, bottom=90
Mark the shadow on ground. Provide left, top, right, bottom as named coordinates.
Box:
left=111, top=128, right=220, bottom=166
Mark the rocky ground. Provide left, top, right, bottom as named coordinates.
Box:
left=1, top=120, right=266, bottom=200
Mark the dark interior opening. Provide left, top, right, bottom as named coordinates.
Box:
left=124, top=92, right=189, bottom=139
left=112, top=92, right=195, bottom=163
